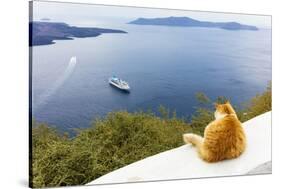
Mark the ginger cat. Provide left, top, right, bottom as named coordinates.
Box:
left=183, top=101, right=246, bottom=162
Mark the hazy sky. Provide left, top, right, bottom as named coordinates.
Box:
left=32, top=1, right=271, bottom=28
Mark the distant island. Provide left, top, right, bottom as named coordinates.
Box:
left=128, top=16, right=258, bottom=31
left=29, top=22, right=127, bottom=46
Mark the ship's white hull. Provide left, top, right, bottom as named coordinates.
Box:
left=109, top=80, right=130, bottom=92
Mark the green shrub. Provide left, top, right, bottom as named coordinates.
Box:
left=190, top=107, right=213, bottom=136
left=31, top=110, right=191, bottom=187
left=240, top=83, right=272, bottom=122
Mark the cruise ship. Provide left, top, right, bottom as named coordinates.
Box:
left=109, top=76, right=130, bottom=92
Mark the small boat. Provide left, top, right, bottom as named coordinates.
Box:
left=109, top=76, right=130, bottom=92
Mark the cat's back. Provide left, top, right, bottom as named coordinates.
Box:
left=204, top=114, right=246, bottom=161
left=200, top=102, right=246, bottom=162
left=205, top=115, right=240, bottom=143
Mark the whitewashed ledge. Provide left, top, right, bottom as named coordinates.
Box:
left=88, top=111, right=271, bottom=185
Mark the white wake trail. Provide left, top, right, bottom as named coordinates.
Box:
left=33, top=56, right=77, bottom=111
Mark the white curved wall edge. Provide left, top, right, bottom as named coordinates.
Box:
left=88, top=111, right=271, bottom=185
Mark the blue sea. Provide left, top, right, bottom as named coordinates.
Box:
left=32, top=23, right=271, bottom=133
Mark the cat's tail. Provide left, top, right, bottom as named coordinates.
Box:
left=183, top=133, right=227, bottom=163
left=183, top=133, right=213, bottom=162
left=183, top=133, right=204, bottom=148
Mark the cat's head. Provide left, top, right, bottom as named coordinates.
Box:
left=214, top=101, right=237, bottom=119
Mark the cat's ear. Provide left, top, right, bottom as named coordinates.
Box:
left=213, top=103, right=219, bottom=108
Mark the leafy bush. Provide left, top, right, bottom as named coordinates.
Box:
left=190, top=107, right=213, bottom=135
left=240, top=83, right=272, bottom=122
left=190, top=92, right=231, bottom=135
left=31, top=111, right=191, bottom=187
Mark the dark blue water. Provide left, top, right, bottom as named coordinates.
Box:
left=32, top=24, right=271, bottom=132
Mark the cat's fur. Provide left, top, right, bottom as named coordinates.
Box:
left=183, top=101, right=246, bottom=162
